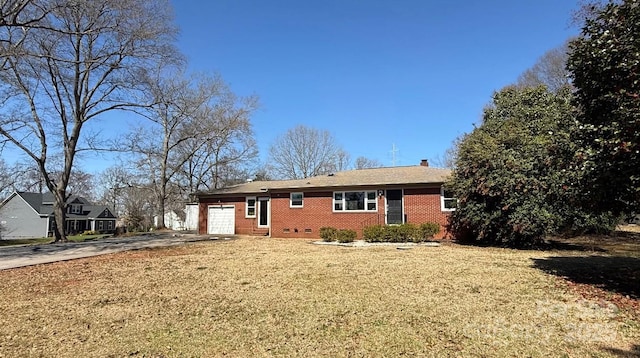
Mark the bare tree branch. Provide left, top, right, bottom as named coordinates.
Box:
left=268, top=125, right=346, bottom=179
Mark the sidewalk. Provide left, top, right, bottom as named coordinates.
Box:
left=0, top=233, right=216, bottom=270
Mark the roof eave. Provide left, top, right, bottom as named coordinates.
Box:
left=197, top=181, right=447, bottom=197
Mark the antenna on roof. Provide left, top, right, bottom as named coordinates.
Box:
left=390, top=143, right=399, bottom=166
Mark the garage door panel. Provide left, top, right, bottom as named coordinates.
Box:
left=208, top=205, right=235, bottom=235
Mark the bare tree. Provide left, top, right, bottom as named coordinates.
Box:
left=94, top=164, right=158, bottom=230
left=128, top=71, right=209, bottom=229
left=120, top=184, right=156, bottom=232
left=430, top=136, right=462, bottom=169
left=516, top=42, right=572, bottom=93
left=176, top=87, right=259, bottom=193
left=94, top=165, right=131, bottom=216
left=0, top=158, right=15, bottom=200
left=130, top=71, right=258, bottom=228
left=268, top=125, right=346, bottom=179
left=10, top=161, right=45, bottom=193
left=6, top=158, right=94, bottom=198
left=56, top=168, right=94, bottom=200
left=252, top=168, right=272, bottom=182
left=332, top=149, right=351, bottom=172
left=0, top=0, right=178, bottom=242
left=353, top=156, right=383, bottom=169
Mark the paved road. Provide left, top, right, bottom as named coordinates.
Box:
left=0, top=233, right=220, bottom=270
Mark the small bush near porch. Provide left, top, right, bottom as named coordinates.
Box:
left=319, top=227, right=357, bottom=243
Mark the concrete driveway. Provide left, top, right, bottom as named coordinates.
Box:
left=0, top=233, right=222, bottom=270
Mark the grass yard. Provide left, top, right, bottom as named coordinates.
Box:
left=0, top=237, right=638, bottom=357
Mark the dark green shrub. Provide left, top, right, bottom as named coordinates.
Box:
left=446, top=86, right=596, bottom=247
left=336, top=229, right=357, bottom=243
left=382, top=225, right=399, bottom=242
left=398, top=223, right=417, bottom=242
left=416, top=222, right=440, bottom=242
left=320, top=227, right=338, bottom=242
left=363, top=225, right=385, bottom=242
left=364, top=223, right=439, bottom=243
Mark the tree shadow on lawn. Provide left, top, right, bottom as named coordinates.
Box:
left=542, top=239, right=608, bottom=253
left=531, top=255, right=640, bottom=299
left=602, top=344, right=640, bottom=357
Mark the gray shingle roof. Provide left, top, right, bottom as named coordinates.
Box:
left=198, top=165, right=451, bottom=196
left=16, top=192, right=47, bottom=214
left=86, top=206, right=114, bottom=218
left=14, top=192, right=114, bottom=218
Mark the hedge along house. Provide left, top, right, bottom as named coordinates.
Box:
left=196, top=161, right=454, bottom=239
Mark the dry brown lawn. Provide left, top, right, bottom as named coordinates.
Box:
left=0, top=237, right=639, bottom=357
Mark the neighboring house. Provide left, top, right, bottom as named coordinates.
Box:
left=0, top=191, right=117, bottom=239
left=196, top=160, right=454, bottom=239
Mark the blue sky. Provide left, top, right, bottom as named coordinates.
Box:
left=1, top=1, right=581, bottom=173
left=169, top=0, right=580, bottom=168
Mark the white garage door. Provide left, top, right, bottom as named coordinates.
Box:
left=207, top=205, right=235, bottom=235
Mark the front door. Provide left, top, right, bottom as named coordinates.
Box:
left=258, top=197, right=269, bottom=228
left=386, top=189, right=403, bottom=224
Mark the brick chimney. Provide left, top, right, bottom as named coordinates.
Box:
left=420, top=159, right=429, bottom=167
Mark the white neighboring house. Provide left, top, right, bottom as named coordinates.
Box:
left=184, top=203, right=198, bottom=230
left=154, top=204, right=198, bottom=231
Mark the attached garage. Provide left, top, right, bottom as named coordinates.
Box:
left=207, top=205, right=235, bottom=235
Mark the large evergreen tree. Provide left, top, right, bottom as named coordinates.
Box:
left=448, top=86, right=615, bottom=247
left=568, top=0, right=640, bottom=216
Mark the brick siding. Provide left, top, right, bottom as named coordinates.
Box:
left=199, top=185, right=451, bottom=239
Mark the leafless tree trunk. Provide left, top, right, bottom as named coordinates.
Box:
left=268, top=125, right=346, bottom=179
left=0, top=0, right=178, bottom=242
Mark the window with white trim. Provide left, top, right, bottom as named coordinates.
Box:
left=98, top=221, right=103, bottom=230
left=246, top=197, right=256, bottom=218
left=108, top=221, right=113, bottom=230
left=441, top=187, right=457, bottom=211
left=333, top=191, right=377, bottom=212
left=290, top=192, right=303, bottom=208
left=70, top=204, right=82, bottom=214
